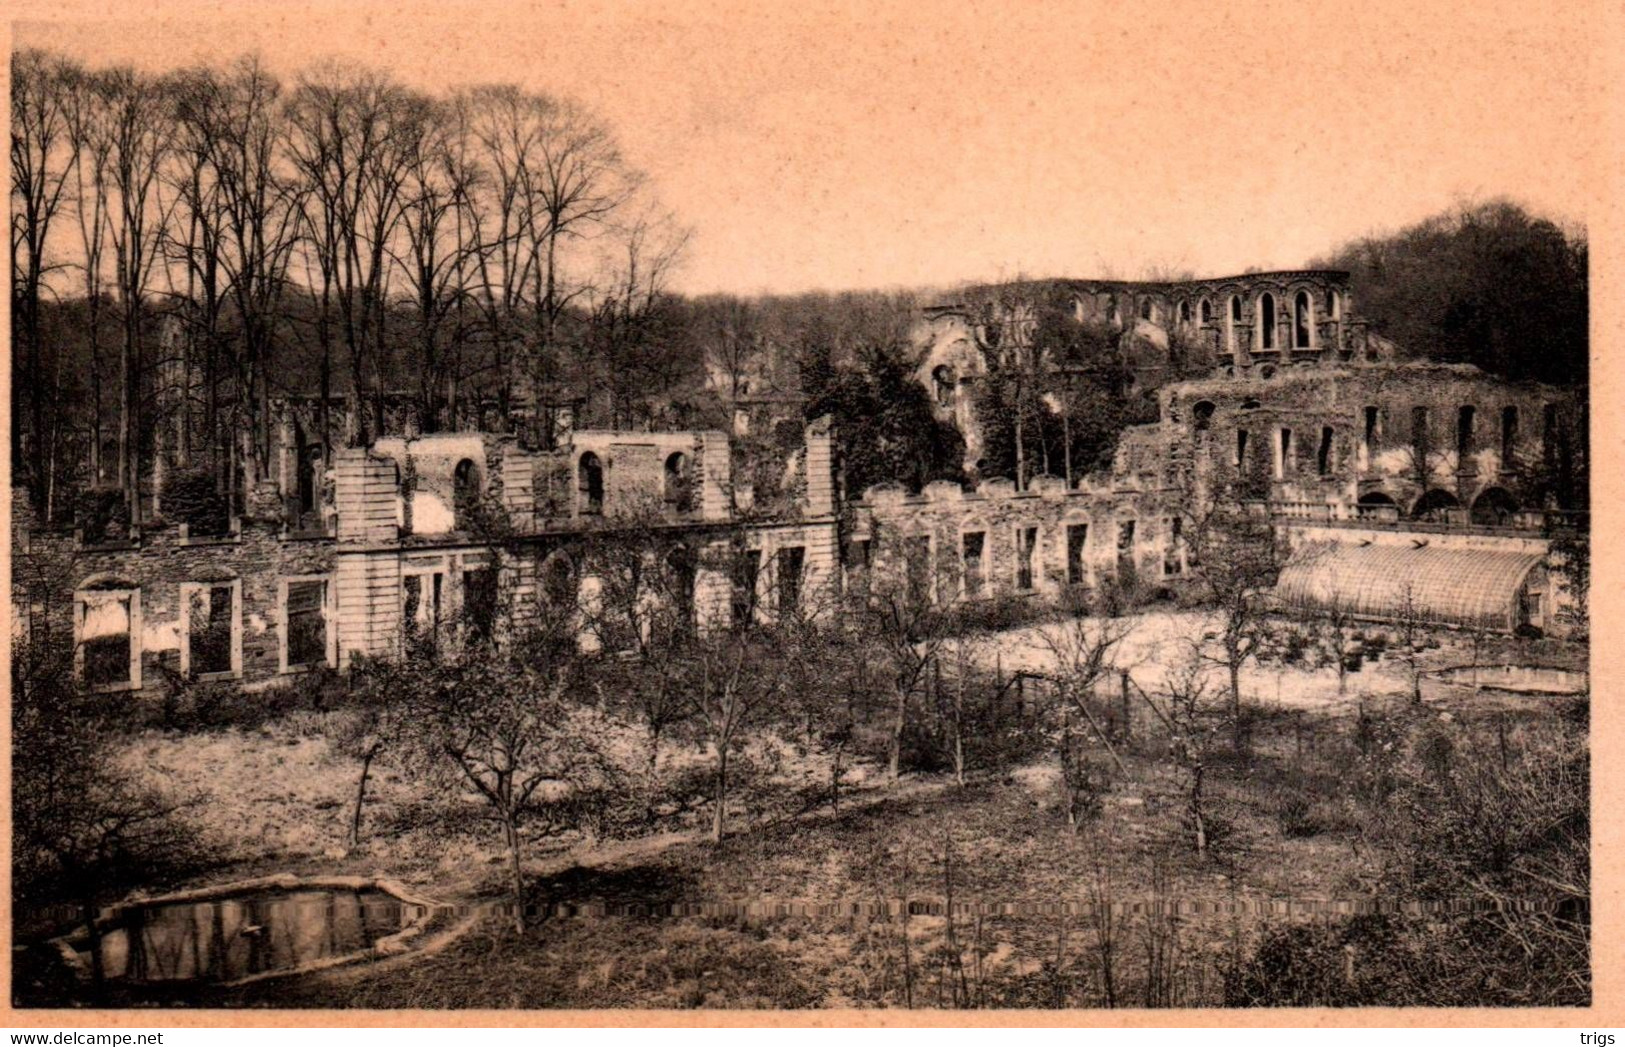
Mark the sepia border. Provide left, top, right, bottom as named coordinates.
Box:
left=1, top=0, right=1620, bottom=1027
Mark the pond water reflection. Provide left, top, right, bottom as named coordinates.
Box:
left=84, top=889, right=406, bottom=984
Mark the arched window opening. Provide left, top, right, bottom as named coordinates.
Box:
left=1258, top=293, right=1276, bottom=350
left=578, top=452, right=604, bottom=515
left=297, top=443, right=324, bottom=525
left=1178, top=299, right=1191, bottom=324
left=664, top=451, right=694, bottom=514
left=1411, top=488, right=1461, bottom=522
left=1471, top=487, right=1520, bottom=527
left=1139, top=298, right=1152, bottom=321
left=931, top=365, right=955, bottom=408
left=1326, top=289, right=1341, bottom=319
left=1500, top=406, right=1519, bottom=466
left=1200, top=298, right=1213, bottom=324
left=1358, top=491, right=1397, bottom=507
left=1240, top=398, right=1262, bottom=411
left=453, top=458, right=478, bottom=525
left=1192, top=400, right=1216, bottom=432
left=1294, top=291, right=1312, bottom=348
left=541, top=552, right=577, bottom=608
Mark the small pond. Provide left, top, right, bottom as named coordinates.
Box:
left=69, top=888, right=410, bottom=985
left=1430, top=664, right=1589, bottom=696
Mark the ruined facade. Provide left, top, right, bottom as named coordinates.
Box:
left=912, top=271, right=1397, bottom=472
left=865, top=342, right=1581, bottom=633
left=13, top=269, right=1587, bottom=700
left=14, top=418, right=841, bottom=696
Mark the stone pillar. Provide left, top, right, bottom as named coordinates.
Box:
left=804, top=415, right=836, bottom=518
left=334, top=448, right=403, bottom=544
left=697, top=431, right=732, bottom=520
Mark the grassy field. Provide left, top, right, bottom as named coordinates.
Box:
left=20, top=615, right=1589, bottom=1009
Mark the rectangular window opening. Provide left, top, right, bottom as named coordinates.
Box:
left=1015, top=526, right=1038, bottom=592
left=285, top=579, right=330, bottom=669
left=1163, top=517, right=1185, bottom=577
left=463, top=568, right=498, bottom=646
left=961, top=531, right=986, bottom=598
left=1066, top=523, right=1088, bottom=586
left=906, top=535, right=935, bottom=607
left=184, top=581, right=240, bottom=679
left=778, top=546, right=805, bottom=616
left=731, top=549, right=762, bottom=628
left=80, top=590, right=139, bottom=690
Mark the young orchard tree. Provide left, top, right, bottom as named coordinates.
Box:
left=856, top=523, right=951, bottom=783
left=773, top=604, right=863, bottom=807
left=1186, top=489, right=1293, bottom=751
left=1393, top=583, right=1430, bottom=705
left=404, top=638, right=620, bottom=935
left=1038, top=587, right=1135, bottom=826
left=1313, top=604, right=1359, bottom=695
left=1136, top=651, right=1222, bottom=856
left=339, top=654, right=431, bottom=847
left=683, top=619, right=785, bottom=844
left=574, top=508, right=700, bottom=781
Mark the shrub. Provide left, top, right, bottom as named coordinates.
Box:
left=72, top=487, right=127, bottom=544
left=1275, top=794, right=1321, bottom=838
left=161, top=468, right=229, bottom=536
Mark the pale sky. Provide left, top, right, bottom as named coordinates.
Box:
left=11, top=0, right=1601, bottom=296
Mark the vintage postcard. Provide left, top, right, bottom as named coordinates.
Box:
left=4, top=0, right=1617, bottom=1028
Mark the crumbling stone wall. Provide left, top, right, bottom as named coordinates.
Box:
left=13, top=514, right=335, bottom=695
left=1161, top=362, right=1579, bottom=520
left=850, top=474, right=1187, bottom=604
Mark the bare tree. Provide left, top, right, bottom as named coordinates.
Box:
left=582, top=205, right=693, bottom=426
left=1394, top=582, right=1430, bottom=704
left=1039, top=590, right=1135, bottom=825
left=170, top=57, right=305, bottom=482
left=1139, top=650, right=1221, bottom=856
left=285, top=62, right=424, bottom=444
left=394, top=95, right=484, bottom=431
left=406, top=647, right=618, bottom=934
left=63, top=64, right=116, bottom=495
left=858, top=523, right=951, bottom=783
left=526, top=94, right=636, bottom=358
left=684, top=628, right=783, bottom=843
left=1187, top=492, right=1289, bottom=751
left=99, top=66, right=180, bottom=524
left=11, top=50, right=84, bottom=511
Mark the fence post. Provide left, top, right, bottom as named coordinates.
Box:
left=1120, top=670, right=1132, bottom=742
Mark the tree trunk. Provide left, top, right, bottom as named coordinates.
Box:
left=710, top=744, right=730, bottom=844
left=350, top=745, right=378, bottom=847
left=503, top=815, right=526, bottom=935
left=1190, top=760, right=1208, bottom=856
left=1229, top=659, right=1243, bottom=751
left=81, top=898, right=106, bottom=1000
left=888, top=682, right=908, bottom=783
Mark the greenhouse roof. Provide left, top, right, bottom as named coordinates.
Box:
left=1274, top=542, right=1545, bottom=632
